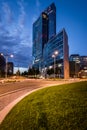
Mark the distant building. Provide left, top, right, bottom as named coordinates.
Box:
left=70, top=54, right=80, bottom=63
left=7, top=62, right=14, bottom=75
left=69, top=54, right=87, bottom=78
left=0, top=53, right=6, bottom=77
left=79, top=56, right=87, bottom=78
left=69, top=54, right=80, bottom=77
left=80, top=56, right=87, bottom=70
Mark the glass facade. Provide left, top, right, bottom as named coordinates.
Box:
left=32, top=3, right=56, bottom=69
left=32, top=13, right=48, bottom=69
left=80, top=56, right=87, bottom=70
left=80, top=56, right=87, bottom=78
left=43, top=31, right=63, bottom=67
left=42, top=13, right=48, bottom=49
left=44, top=3, right=56, bottom=40
left=32, top=3, right=69, bottom=78
left=42, top=29, right=69, bottom=78
left=70, top=54, right=80, bottom=63
left=69, top=55, right=87, bottom=78
left=69, top=54, right=80, bottom=77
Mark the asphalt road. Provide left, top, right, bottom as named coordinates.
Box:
left=0, top=79, right=67, bottom=111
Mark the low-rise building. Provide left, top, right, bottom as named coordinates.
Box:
left=69, top=54, right=80, bottom=77
left=79, top=56, right=87, bottom=78
left=69, top=54, right=87, bottom=78
left=0, top=53, right=6, bottom=77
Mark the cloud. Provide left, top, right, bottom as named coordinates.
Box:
left=0, top=0, right=32, bottom=68
left=13, top=45, right=32, bottom=67
left=12, top=0, right=27, bottom=43
left=36, top=0, right=41, bottom=14
left=17, top=0, right=26, bottom=29
left=2, top=2, right=13, bottom=24
left=0, top=32, right=32, bottom=67
left=32, top=0, right=41, bottom=24
left=32, top=15, right=38, bottom=24
left=0, top=33, right=20, bottom=53
left=0, top=13, right=2, bottom=23
left=36, top=0, right=40, bottom=8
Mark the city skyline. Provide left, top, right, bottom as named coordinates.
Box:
left=0, top=0, right=87, bottom=71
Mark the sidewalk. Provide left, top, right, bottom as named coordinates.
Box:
left=0, top=87, right=46, bottom=124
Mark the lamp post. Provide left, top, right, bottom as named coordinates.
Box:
left=5, top=54, right=14, bottom=78
left=1, top=53, right=14, bottom=78
left=52, top=51, right=58, bottom=78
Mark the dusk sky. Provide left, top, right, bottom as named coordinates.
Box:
left=0, top=0, right=87, bottom=71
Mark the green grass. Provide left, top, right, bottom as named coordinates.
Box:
left=0, top=81, right=87, bottom=130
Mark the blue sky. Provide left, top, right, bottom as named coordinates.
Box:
left=0, top=0, right=87, bottom=70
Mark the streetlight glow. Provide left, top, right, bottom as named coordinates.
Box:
left=54, top=51, right=58, bottom=55
left=52, top=50, right=58, bottom=78
left=52, top=54, right=55, bottom=58
left=10, top=54, right=14, bottom=58
left=0, top=53, right=4, bottom=56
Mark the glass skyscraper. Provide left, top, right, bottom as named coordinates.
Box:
left=32, top=3, right=55, bottom=69
left=32, top=3, right=69, bottom=78
left=32, top=12, right=48, bottom=68
left=44, top=3, right=56, bottom=40
left=42, top=29, right=69, bottom=78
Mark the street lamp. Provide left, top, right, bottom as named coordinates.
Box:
left=1, top=53, right=14, bottom=78
left=52, top=51, right=58, bottom=78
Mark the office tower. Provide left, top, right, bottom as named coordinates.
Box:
left=32, top=3, right=56, bottom=69
left=43, top=29, right=69, bottom=79
left=44, top=3, right=56, bottom=40
left=32, top=3, right=69, bottom=78
left=32, top=12, right=48, bottom=69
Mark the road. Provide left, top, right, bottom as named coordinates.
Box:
left=0, top=79, right=67, bottom=111
left=0, top=78, right=87, bottom=123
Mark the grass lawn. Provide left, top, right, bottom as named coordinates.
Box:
left=0, top=81, right=87, bottom=130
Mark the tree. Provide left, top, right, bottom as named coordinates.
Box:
left=28, top=67, right=40, bottom=76
left=16, top=69, right=20, bottom=76
left=47, top=68, right=54, bottom=75
left=22, top=71, right=28, bottom=76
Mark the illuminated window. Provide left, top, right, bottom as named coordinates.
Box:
left=42, top=14, right=47, bottom=19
